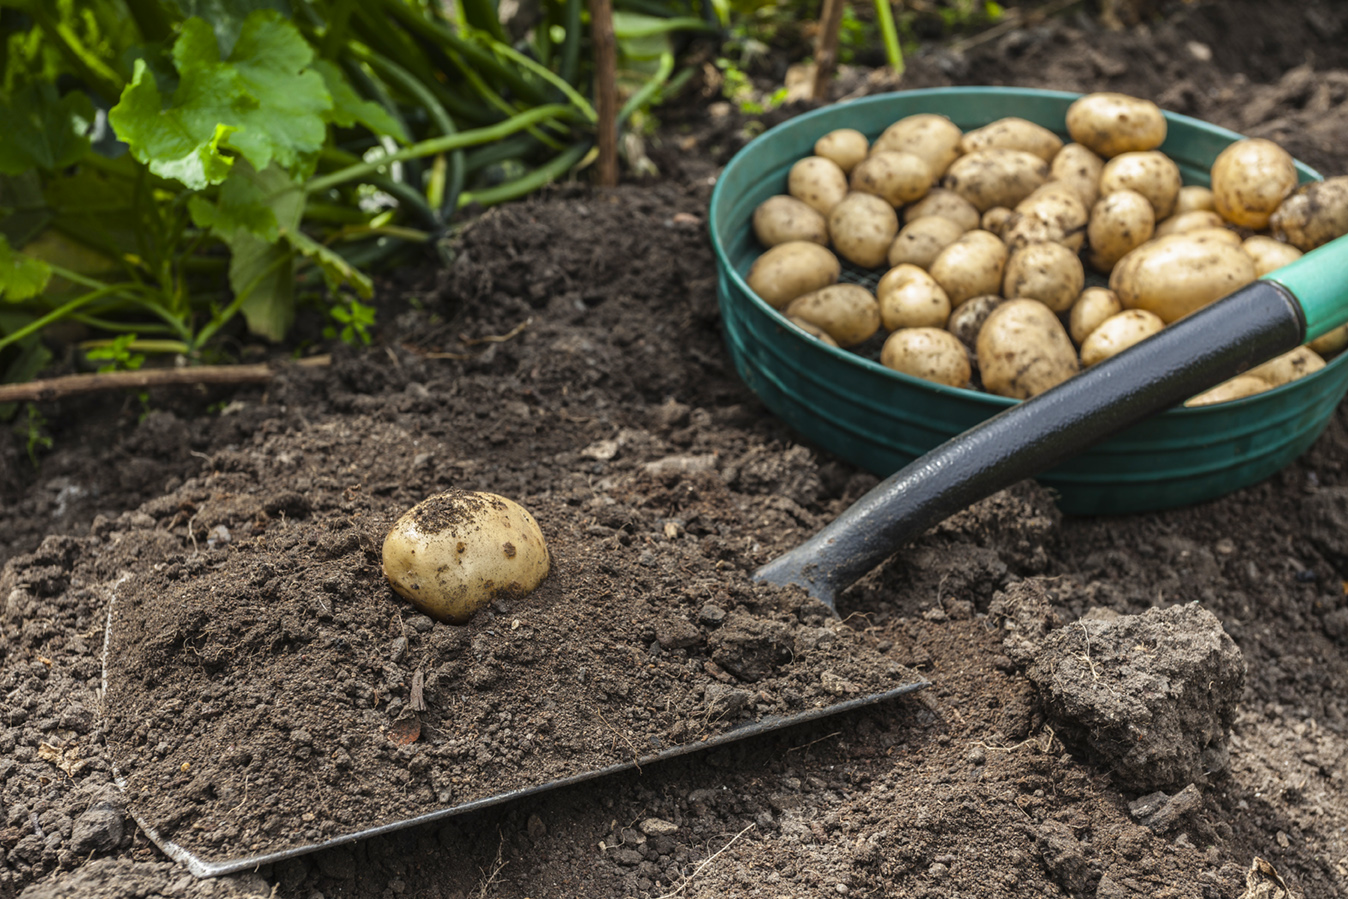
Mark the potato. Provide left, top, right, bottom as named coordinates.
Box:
left=788, top=316, right=839, bottom=347
left=1109, top=231, right=1257, bottom=323
left=828, top=192, right=900, bottom=268
left=1099, top=151, right=1182, bottom=219
left=1242, top=235, right=1303, bottom=277
left=960, top=117, right=1063, bottom=162
left=1246, top=346, right=1325, bottom=387
left=785, top=284, right=881, bottom=347
left=947, top=295, right=1002, bottom=349
left=887, top=215, right=965, bottom=269
left=981, top=206, right=1014, bottom=236
left=1065, top=92, right=1167, bottom=158
left=880, top=327, right=972, bottom=388
left=1184, top=375, right=1271, bottom=407
left=877, top=264, right=951, bottom=331
left=1184, top=226, right=1243, bottom=247
left=872, top=113, right=963, bottom=177
left=753, top=195, right=829, bottom=248
left=1069, top=287, right=1123, bottom=345
left=814, top=128, right=869, bottom=174
left=1078, top=309, right=1164, bottom=367
left=1174, top=185, right=1215, bottom=215
left=1003, top=242, right=1085, bottom=313
left=1309, top=324, right=1348, bottom=357
left=850, top=151, right=932, bottom=207
left=1050, top=143, right=1105, bottom=209
left=976, top=299, right=1080, bottom=399
left=1087, top=189, right=1155, bottom=272
left=1270, top=176, right=1348, bottom=251
left=789, top=155, right=849, bottom=215
left=1154, top=210, right=1224, bottom=238
left=383, top=490, right=550, bottom=624
left=1003, top=182, right=1088, bottom=250
left=904, top=188, right=981, bottom=232
left=929, top=230, right=1008, bottom=307
left=942, top=149, right=1050, bottom=212
left=747, top=241, right=841, bottom=309
left=1211, top=138, right=1298, bottom=229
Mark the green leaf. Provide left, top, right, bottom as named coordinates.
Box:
left=187, top=166, right=280, bottom=242
left=0, top=235, right=53, bottom=302
left=109, top=58, right=236, bottom=189
left=161, top=0, right=293, bottom=56
left=312, top=60, right=409, bottom=143
left=216, top=162, right=304, bottom=340
left=0, top=83, right=96, bottom=175
left=285, top=229, right=373, bottom=299
left=109, top=12, right=333, bottom=188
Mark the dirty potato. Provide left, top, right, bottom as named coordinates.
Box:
left=851, top=150, right=932, bottom=206
left=1050, top=142, right=1105, bottom=209
left=1270, top=176, right=1348, bottom=251
left=976, top=299, right=1080, bottom=399
left=887, top=215, right=966, bottom=269
left=1110, top=230, right=1257, bottom=323
left=1078, top=309, right=1165, bottom=366
left=789, top=155, right=849, bottom=215
left=904, top=188, right=981, bottom=232
left=1174, top=185, right=1216, bottom=215
left=929, top=230, right=1009, bottom=307
left=785, top=284, right=881, bottom=347
left=1099, top=151, right=1182, bottom=220
left=876, top=264, right=952, bottom=331
left=1003, top=242, right=1085, bottom=313
left=872, top=113, right=963, bottom=177
left=788, top=316, right=839, bottom=347
left=814, top=128, right=870, bottom=174
left=1069, top=286, right=1124, bottom=345
left=981, top=206, right=1015, bottom=237
left=1154, top=210, right=1225, bottom=238
left=947, top=295, right=1003, bottom=349
left=828, top=192, right=900, bottom=268
left=1185, top=375, right=1271, bottom=407
left=1246, top=346, right=1326, bottom=387
left=753, top=195, right=829, bottom=248
left=747, top=241, right=841, bottom=309
left=942, top=149, right=1050, bottom=212
left=881, top=327, right=972, bottom=388
left=1065, top=92, right=1167, bottom=158
left=1003, top=182, right=1089, bottom=250
left=1242, top=235, right=1303, bottom=277
left=1211, top=138, right=1298, bottom=229
left=959, top=117, right=1064, bottom=162
left=1310, top=324, right=1348, bottom=357
left=1087, top=189, right=1155, bottom=272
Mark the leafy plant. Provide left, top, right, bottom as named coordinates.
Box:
left=0, top=0, right=714, bottom=394
left=85, top=332, right=146, bottom=372
left=323, top=296, right=375, bottom=346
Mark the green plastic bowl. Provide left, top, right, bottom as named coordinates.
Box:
left=709, top=87, right=1348, bottom=515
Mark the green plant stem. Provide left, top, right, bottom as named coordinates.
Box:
left=0, top=281, right=152, bottom=352
left=459, top=140, right=590, bottom=208
left=71, top=315, right=179, bottom=336
left=874, top=0, right=904, bottom=76
left=191, top=249, right=295, bottom=350
left=618, top=50, right=674, bottom=124
left=459, top=0, right=509, bottom=44
left=559, top=0, right=583, bottom=84
left=613, top=16, right=716, bottom=37
left=306, top=104, right=581, bottom=194
left=319, top=0, right=358, bottom=58
left=483, top=36, right=598, bottom=122
left=24, top=2, right=126, bottom=103
left=121, top=0, right=173, bottom=43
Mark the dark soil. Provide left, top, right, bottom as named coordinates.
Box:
left=4, top=1, right=1348, bottom=898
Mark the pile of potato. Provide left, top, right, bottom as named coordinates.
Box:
left=745, top=92, right=1348, bottom=406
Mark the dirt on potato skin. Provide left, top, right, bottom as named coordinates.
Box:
left=5, top=2, right=1348, bottom=898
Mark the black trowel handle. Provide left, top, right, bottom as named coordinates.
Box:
left=755, top=234, right=1348, bottom=610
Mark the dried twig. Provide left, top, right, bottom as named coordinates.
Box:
left=0, top=356, right=331, bottom=404
left=588, top=0, right=619, bottom=187
left=812, top=0, right=846, bottom=100
left=656, top=823, right=756, bottom=899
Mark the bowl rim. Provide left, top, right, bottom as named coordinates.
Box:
left=708, top=86, right=1339, bottom=417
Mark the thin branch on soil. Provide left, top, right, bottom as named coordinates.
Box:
left=784, top=731, right=842, bottom=754
left=459, top=317, right=532, bottom=345
left=655, top=823, right=756, bottom=899
left=594, top=707, right=642, bottom=771
left=476, top=832, right=508, bottom=899
left=0, top=356, right=331, bottom=403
